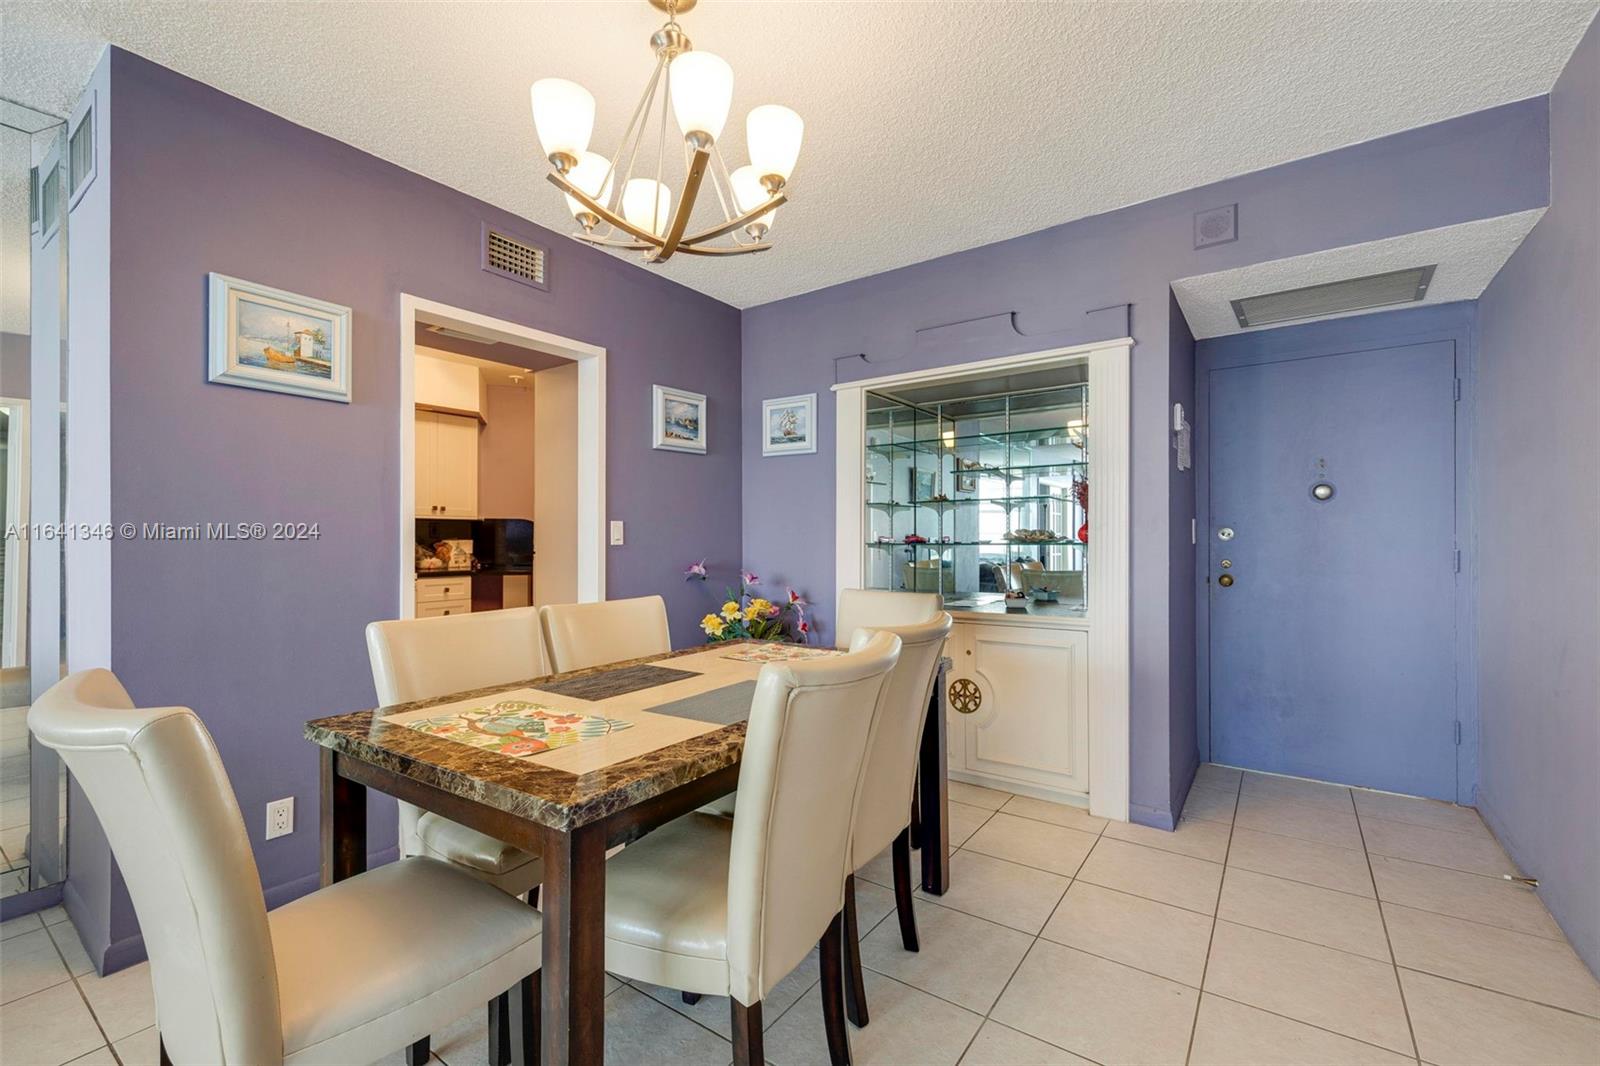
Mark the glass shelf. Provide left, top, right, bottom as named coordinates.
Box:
left=868, top=495, right=1070, bottom=510
left=868, top=540, right=1085, bottom=549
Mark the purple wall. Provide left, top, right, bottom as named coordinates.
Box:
left=1477, top=16, right=1599, bottom=975
left=740, top=98, right=1550, bottom=828
left=89, top=49, right=741, bottom=966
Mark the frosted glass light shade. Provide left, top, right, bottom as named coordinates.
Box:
left=622, top=178, right=672, bottom=237
left=563, top=152, right=615, bottom=222
left=730, top=165, right=778, bottom=228
left=670, top=52, right=734, bottom=142
left=531, top=78, right=595, bottom=163
left=746, top=104, right=803, bottom=182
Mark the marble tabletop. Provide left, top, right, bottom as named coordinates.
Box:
left=306, top=641, right=822, bottom=832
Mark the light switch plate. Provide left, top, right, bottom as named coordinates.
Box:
left=609, top=520, right=625, bottom=546
left=266, top=797, right=294, bottom=840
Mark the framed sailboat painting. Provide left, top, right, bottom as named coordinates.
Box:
left=207, top=273, right=353, bottom=402
left=761, top=393, right=816, bottom=456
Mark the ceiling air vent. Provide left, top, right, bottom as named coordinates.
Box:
left=482, top=226, right=548, bottom=291
left=1230, top=265, right=1435, bottom=328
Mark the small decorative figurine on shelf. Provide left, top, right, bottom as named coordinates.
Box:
left=1074, top=474, right=1089, bottom=544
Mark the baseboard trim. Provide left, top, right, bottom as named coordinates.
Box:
left=1128, top=802, right=1177, bottom=831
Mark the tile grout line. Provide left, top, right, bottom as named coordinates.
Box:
left=1353, top=793, right=1424, bottom=1064
left=41, top=920, right=125, bottom=1066
left=1389, top=963, right=1600, bottom=1023
left=1184, top=766, right=1241, bottom=1065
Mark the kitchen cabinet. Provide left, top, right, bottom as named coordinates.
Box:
left=946, top=616, right=1089, bottom=799
left=416, top=410, right=479, bottom=518
left=416, top=575, right=472, bottom=617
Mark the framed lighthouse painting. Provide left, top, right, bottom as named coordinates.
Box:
left=762, top=393, right=816, bottom=456
left=208, top=273, right=353, bottom=403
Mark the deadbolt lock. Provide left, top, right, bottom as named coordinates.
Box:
left=1218, top=574, right=1235, bottom=587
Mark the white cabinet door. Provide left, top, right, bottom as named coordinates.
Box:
left=415, top=411, right=438, bottom=517
left=955, top=621, right=1089, bottom=797
left=431, top=412, right=480, bottom=519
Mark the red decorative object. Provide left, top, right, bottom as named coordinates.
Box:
left=1077, top=521, right=1089, bottom=544
left=1073, top=475, right=1089, bottom=544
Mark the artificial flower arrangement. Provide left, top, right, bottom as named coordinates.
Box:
left=684, top=562, right=812, bottom=643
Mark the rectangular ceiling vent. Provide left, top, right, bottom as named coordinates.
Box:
left=482, top=226, right=548, bottom=291
left=1230, top=265, right=1435, bottom=328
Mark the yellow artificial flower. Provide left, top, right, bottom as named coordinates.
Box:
left=721, top=600, right=742, bottom=621
left=701, top=614, right=725, bottom=637
left=743, top=605, right=761, bottom=622
left=748, top=597, right=774, bottom=615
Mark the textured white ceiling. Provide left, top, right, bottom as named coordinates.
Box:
left=2, top=1, right=1595, bottom=309
left=1171, top=209, right=1545, bottom=338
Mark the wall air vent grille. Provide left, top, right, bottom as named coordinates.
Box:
left=483, top=226, right=548, bottom=291
left=1230, top=265, right=1435, bottom=328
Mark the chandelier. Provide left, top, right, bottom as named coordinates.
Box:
left=530, top=0, right=803, bottom=263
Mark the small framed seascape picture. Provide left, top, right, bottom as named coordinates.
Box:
left=207, top=273, right=352, bottom=402
left=652, top=385, right=707, bottom=453
left=761, top=393, right=817, bottom=456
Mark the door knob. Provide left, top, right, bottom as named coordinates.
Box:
left=1218, top=574, right=1235, bottom=587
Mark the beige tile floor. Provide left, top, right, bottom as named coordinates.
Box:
left=3, top=767, right=1598, bottom=1065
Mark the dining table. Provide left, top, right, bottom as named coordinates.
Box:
left=305, top=639, right=952, bottom=1066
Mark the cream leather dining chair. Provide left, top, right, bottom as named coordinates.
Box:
left=833, top=588, right=942, bottom=649
left=539, top=595, right=672, bottom=672
left=601, top=631, right=902, bottom=1066
left=28, top=669, right=541, bottom=1066
left=837, top=613, right=953, bottom=1029
left=365, top=607, right=547, bottom=897
left=366, top=607, right=546, bottom=1066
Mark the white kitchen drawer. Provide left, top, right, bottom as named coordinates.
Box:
left=416, top=577, right=472, bottom=603
left=416, top=602, right=471, bottom=618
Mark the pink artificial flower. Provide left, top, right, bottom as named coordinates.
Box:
left=684, top=559, right=708, bottom=580
left=786, top=587, right=808, bottom=612
left=740, top=569, right=760, bottom=587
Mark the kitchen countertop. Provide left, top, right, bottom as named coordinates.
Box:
left=943, top=594, right=1088, bottom=621
left=416, top=567, right=532, bottom=578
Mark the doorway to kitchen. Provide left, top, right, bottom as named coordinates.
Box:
left=397, top=295, right=606, bottom=621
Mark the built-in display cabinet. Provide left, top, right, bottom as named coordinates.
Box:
left=862, top=374, right=1093, bottom=803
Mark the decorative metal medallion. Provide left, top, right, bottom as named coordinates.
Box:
left=950, top=678, right=982, bottom=715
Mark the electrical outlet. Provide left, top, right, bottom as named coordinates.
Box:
left=266, top=797, right=295, bottom=840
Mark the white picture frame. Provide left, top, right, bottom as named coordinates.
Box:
left=652, top=384, right=707, bottom=453
left=208, top=273, right=353, bottom=403
left=762, top=393, right=817, bottom=456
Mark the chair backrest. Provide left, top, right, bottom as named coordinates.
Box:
left=366, top=607, right=548, bottom=854
left=849, top=613, right=954, bottom=865
left=833, top=588, right=941, bottom=650
left=539, top=596, right=671, bottom=672
left=1008, top=560, right=1044, bottom=590
left=367, top=606, right=548, bottom=706
left=725, top=632, right=900, bottom=1005
left=28, top=671, right=282, bottom=1066
left=900, top=561, right=954, bottom=595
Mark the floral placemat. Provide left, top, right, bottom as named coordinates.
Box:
left=404, top=699, right=633, bottom=758
left=720, top=645, right=843, bottom=664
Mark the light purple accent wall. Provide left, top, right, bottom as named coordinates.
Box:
left=740, top=98, right=1550, bottom=827
left=88, top=49, right=741, bottom=966
left=1477, top=15, right=1599, bottom=975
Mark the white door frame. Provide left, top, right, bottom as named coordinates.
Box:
left=832, top=338, right=1133, bottom=822
left=1, top=397, right=29, bottom=668
left=398, top=295, right=606, bottom=617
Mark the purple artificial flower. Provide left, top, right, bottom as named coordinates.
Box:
left=684, top=559, right=708, bottom=581
left=739, top=569, right=760, bottom=588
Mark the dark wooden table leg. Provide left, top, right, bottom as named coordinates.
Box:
left=539, top=822, right=607, bottom=1066
left=917, top=660, right=950, bottom=895
left=509, top=971, right=540, bottom=1066
left=319, top=748, right=366, bottom=886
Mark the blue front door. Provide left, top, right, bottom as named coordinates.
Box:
left=1208, top=339, right=1458, bottom=800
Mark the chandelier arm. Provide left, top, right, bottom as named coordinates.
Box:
left=674, top=241, right=773, bottom=256
left=649, top=147, right=710, bottom=261
left=705, top=142, right=737, bottom=224
left=611, top=56, right=667, bottom=223
left=600, top=56, right=667, bottom=216
left=572, top=234, right=654, bottom=250
left=679, top=191, right=788, bottom=246
left=547, top=172, right=666, bottom=247
left=651, top=55, right=671, bottom=239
